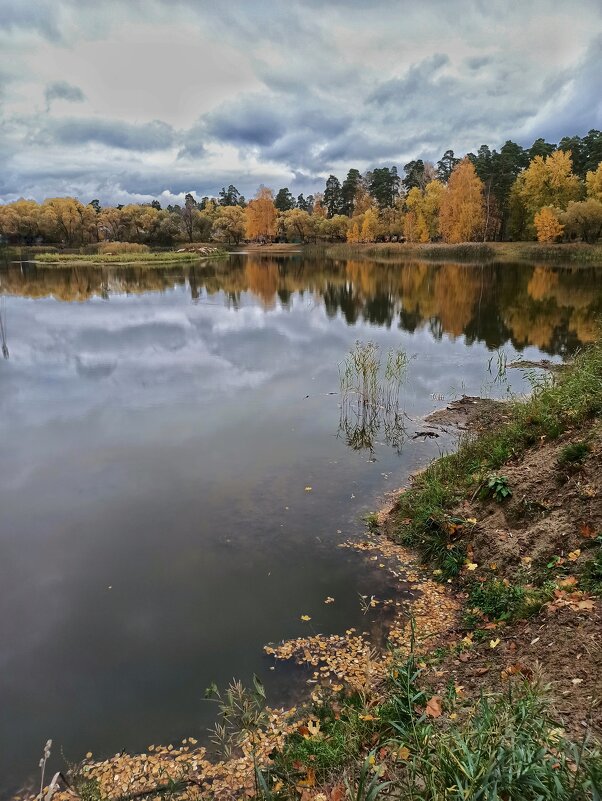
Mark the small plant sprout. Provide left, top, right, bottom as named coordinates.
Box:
left=486, top=474, right=512, bottom=502
left=38, top=739, right=52, bottom=800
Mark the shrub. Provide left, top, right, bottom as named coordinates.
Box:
left=97, top=241, right=150, bottom=254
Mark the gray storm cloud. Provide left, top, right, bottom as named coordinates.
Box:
left=0, top=0, right=600, bottom=204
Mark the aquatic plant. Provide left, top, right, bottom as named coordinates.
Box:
left=338, top=341, right=408, bottom=454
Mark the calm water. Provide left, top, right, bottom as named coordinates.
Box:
left=0, top=253, right=600, bottom=791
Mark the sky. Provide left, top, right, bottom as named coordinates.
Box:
left=0, top=0, right=601, bottom=206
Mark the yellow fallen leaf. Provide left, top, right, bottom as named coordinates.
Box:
left=397, top=746, right=410, bottom=760
left=359, top=714, right=379, bottom=721
left=490, top=638, right=501, bottom=649
left=300, top=614, right=311, bottom=621
left=307, top=718, right=321, bottom=736
left=465, top=562, right=478, bottom=571
left=304, top=486, right=312, bottom=492
left=568, top=549, right=581, bottom=561
left=466, top=518, right=477, bottom=524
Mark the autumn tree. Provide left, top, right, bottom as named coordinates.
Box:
left=585, top=162, right=602, bottom=202
left=404, top=180, right=445, bottom=242
left=346, top=221, right=360, bottom=243
left=534, top=207, right=564, bottom=242
left=245, top=186, right=277, bottom=240
left=212, top=205, right=246, bottom=243
left=0, top=199, right=42, bottom=243
left=361, top=208, right=379, bottom=242
left=439, top=159, right=485, bottom=243
left=519, top=150, right=582, bottom=216
left=40, top=197, right=96, bottom=245
left=560, top=200, right=602, bottom=243
left=281, top=209, right=316, bottom=242
left=317, top=214, right=349, bottom=241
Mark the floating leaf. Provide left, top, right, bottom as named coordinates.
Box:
left=304, top=486, right=312, bottom=492
left=324, top=596, right=335, bottom=604
left=300, top=614, right=311, bottom=621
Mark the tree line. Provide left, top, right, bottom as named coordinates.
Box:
left=1, top=130, right=601, bottom=247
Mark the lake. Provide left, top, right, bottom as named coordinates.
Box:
left=0, top=253, right=600, bottom=793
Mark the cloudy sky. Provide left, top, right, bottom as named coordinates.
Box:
left=0, top=0, right=601, bottom=205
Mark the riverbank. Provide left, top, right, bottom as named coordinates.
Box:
left=27, top=343, right=601, bottom=800
left=322, top=241, right=602, bottom=264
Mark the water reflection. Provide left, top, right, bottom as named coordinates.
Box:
left=1, top=255, right=600, bottom=354
left=0, top=253, right=599, bottom=793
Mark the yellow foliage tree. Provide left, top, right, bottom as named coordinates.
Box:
left=244, top=186, right=277, bottom=240
left=585, top=162, right=602, bottom=203
left=534, top=207, right=564, bottom=242
left=347, top=221, right=360, bottom=243
left=520, top=150, right=581, bottom=214
left=439, top=159, right=485, bottom=243
left=361, top=208, right=379, bottom=242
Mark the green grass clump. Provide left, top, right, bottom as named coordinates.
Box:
left=558, top=441, right=591, bottom=465
left=582, top=539, right=602, bottom=594
left=393, top=341, right=602, bottom=578
left=464, top=579, right=554, bottom=626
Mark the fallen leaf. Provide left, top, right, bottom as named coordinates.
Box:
left=397, top=746, right=410, bottom=760
left=425, top=696, right=442, bottom=718
left=568, top=549, right=581, bottom=561
left=359, top=714, right=379, bottom=721
left=300, top=615, right=311, bottom=621
left=297, top=767, right=316, bottom=788
left=465, top=562, right=478, bottom=571
left=571, top=678, right=583, bottom=685
left=580, top=523, right=597, bottom=539
left=85, top=752, right=93, bottom=759
left=307, top=718, right=321, bottom=736
left=577, top=599, right=594, bottom=611
left=324, top=596, right=335, bottom=604
left=304, top=486, right=312, bottom=492
left=489, top=638, right=500, bottom=649
left=330, top=785, right=345, bottom=801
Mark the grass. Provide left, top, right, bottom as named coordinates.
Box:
left=318, top=241, right=602, bottom=265
left=558, top=441, right=591, bottom=465
left=263, top=645, right=602, bottom=800
left=392, top=340, right=602, bottom=578
left=35, top=250, right=224, bottom=265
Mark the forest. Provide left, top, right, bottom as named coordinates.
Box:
left=1, top=130, right=602, bottom=248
